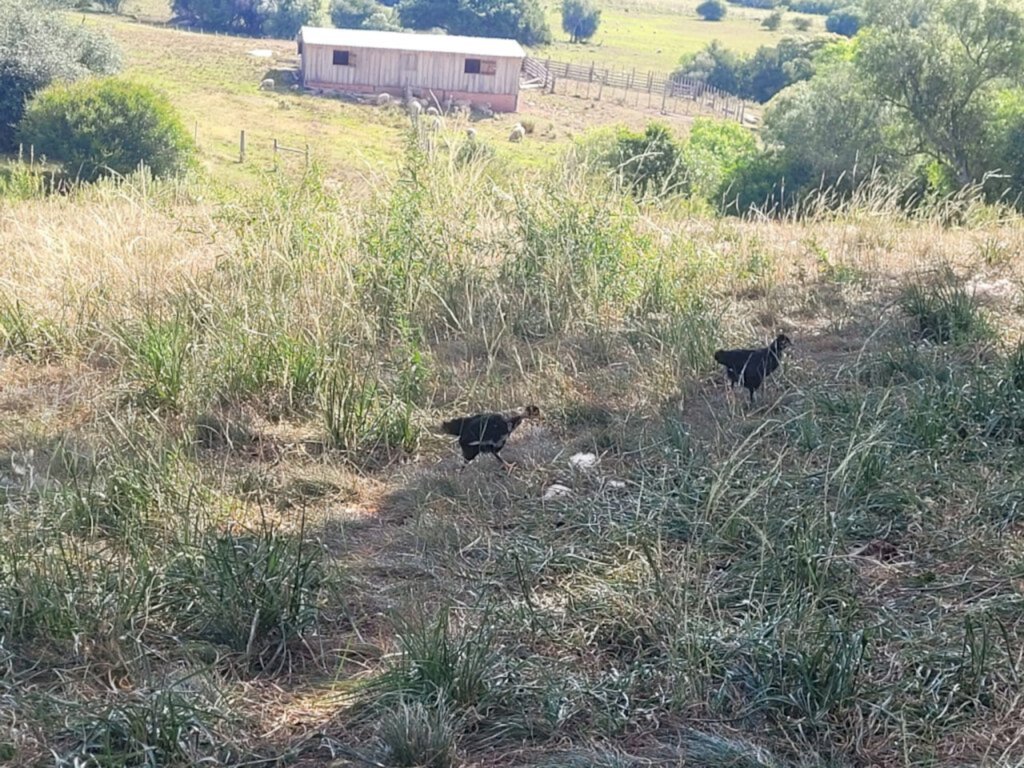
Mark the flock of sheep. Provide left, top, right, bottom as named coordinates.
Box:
left=260, top=76, right=528, bottom=142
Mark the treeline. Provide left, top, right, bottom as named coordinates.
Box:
left=166, top=0, right=550, bottom=44
left=726, top=0, right=844, bottom=14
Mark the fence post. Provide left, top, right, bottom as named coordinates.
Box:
left=239, top=130, right=245, bottom=163
left=305, top=143, right=310, bottom=167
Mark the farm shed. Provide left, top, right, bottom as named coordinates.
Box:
left=296, top=27, right=526, bottom=112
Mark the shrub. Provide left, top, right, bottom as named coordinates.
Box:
left=17, top=78, right=195, bottom=182
left=791, top=15, right=813, bottom=29
left=0, top=0, right=121, bottom=150
left=561, top=0, right=601, bottom=43
left=761, top=8, right=784, bottom=28
left=697, top=0, right=727, bottom=20
left=681, top=117, right=759, bottom=200
left=825, top=6, right=863, bottom=36
left=613, top=122, right=683, bottom=197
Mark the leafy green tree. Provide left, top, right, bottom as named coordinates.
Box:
left=561, top=0, right=600, bottom=43
left=825, top=6, right=862, bottom=37
left=676, top=41, right=742, bottom=93
left=696, top=0, right=726, bottom=21
left=676, top=37, right=826, bottom=103
left=17, top=78, right=195, bottom=181
left=974, top=88, right=1024, bottom=202
left=331, top=0, right=377, bottom=27
left=856, top=0, right=1024, bottom=185
left=0, top=0, right=120, bottom=150
left=398, top=0, right=551, bottom=44
left=171, top=0, right=324, bottom=36
left=361, top=5, right=402, bottom=29
left=261, top=0, right=327, bottom=37
left=764, top=57, right=897, bottom=184
left=170, top=0, right=263, bottom=32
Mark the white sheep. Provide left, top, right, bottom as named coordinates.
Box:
left=508, top=123, right=525, bottom=142
left=466, top=127, right=477, bottom=139
left=425, top=106, right=440, bottom=117
left=376, top=92, right=391, bottom=106
left=408, top=100, right=423, bottom=119
left=428, top=116, right=444, bottom=132
left=259, top=78, right=275, bottom=90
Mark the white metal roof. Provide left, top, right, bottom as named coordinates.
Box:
left=298, top=26, right=526, bottom=59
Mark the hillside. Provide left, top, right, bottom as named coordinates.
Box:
left=4, top=3, right=1024, bottom=767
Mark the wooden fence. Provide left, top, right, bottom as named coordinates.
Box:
left=522, top=56, right=754, bottom=124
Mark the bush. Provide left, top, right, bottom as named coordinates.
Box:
left=761, top=8, right=784, bottom=28
left=613, top=122, right=683, bottom=197
left=0, top=0, right=121, bottom=150
left=681, top=117, right=759, bottom=200
left=18, top=78, right=195, bottom=182
left=697, top=0, right=727, bottom=20
left=825, top=6, right=863, bottom=36
left=791, top=15, right=812, bottom=29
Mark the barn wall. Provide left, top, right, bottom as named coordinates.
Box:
left=301, top=44, right=521, bottom=99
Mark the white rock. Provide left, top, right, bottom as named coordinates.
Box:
left=543, top=483, right=573, bottom=500
left=569, top=452, right=599, bottom=470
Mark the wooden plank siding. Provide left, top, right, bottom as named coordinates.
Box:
left=301, top=44, right=521, bottom=98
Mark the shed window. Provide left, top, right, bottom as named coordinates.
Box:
left=333, top=49, right=351, bottom=66
left=297, top=40, right=303, bottom=55
left=464, top=58, right=496, bottom=75
left=401, top=53, right=418, bottom=71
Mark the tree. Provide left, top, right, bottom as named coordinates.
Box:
left=18, top=78, right=195, bottom=182
left=331, top=0, right=377, bottom=27
left=676, top=41, right=742, bottom=93
left=171, top=0, right=324, bottom=36
left=561, top=0, right=600, bottom=43
left=764, top=58, right=897, bottom=185
left=676, top=37, right=827, bottom=103
left=261, top=0, right=327, bottom=37
left=171, top=0, right=263, bottom=32
left=0, top=0, right=120, bottom=150
left=855, top=0, right=1024, bottom=185
left=825, top=6, right=863, bottom=37
left=696, top=0, right=726, bottom=21
left=398, top=0, right=551, bottom=44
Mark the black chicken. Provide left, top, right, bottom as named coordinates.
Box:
left=441, top=405, right=540, bottom=467
left=714, top=334, right=792, bottom=403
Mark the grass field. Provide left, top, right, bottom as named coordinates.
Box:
left=536, top=0, right=825, bottom=71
